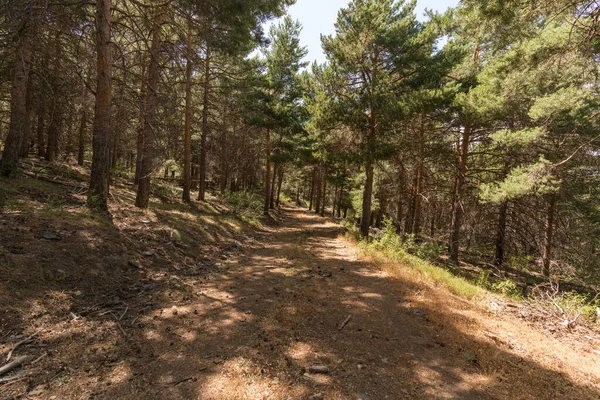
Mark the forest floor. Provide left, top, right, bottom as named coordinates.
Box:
left=1, top=160, right=600, bottom=399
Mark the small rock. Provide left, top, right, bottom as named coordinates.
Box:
left=309, top=393, right=323, bottom=399
left=172, top=306, right=178, bottom=315
left=128, top=259, right=143, bottom=269
left=414, top=309, right=425, bottom=316
left=74, top=290, right=82, bottom=296
left=42, top=232, right=61, bottom=241
left=357, top=364, right=364, bottom=370
left=356, top=393, right=370, bottom=400
left=142, top=251, right=154, bottom=257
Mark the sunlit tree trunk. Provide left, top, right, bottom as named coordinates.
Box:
left=88, top=0, right=112, bottom=210
left=135, top=7, right=163, bottom=208
left=182, top=18, right=193, bottom=202
left=449, top=116, right=471, bottom=264
left=264, top=128, right=271, bottom=215
left=198, top=46, right=211, bottom=201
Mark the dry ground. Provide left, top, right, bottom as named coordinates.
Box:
left=1, top=169, right=600, bottom=399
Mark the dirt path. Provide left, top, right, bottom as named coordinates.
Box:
left=86, top=208, right=598, bottom=400
left=2, top=201, right=598, bottom=400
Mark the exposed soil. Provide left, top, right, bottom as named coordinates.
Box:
left=1, top=168, right=600, bottom=399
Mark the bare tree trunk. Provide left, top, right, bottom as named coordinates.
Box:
left=88, top=0, right=112, bottom=211
left=264, top=128, right=271, bottom=215
left=314, top=172, right=321, bottom=213
left=135, top=7, right=163, bottom=208
left=412, top=114, right=425, bottom=235
left=198, top=47, right=211, bottom=201
left=542, top=194, right=557, bottom=277
left=308, top=169, right=315, bottom=211
left=0, top=22, right=32, bottom=176
left=269, top=163, right=277, bottom=209
left=182, top=17, right=193, bottom=202
left=276, top=165, right=283, bottom=207
left=449, top=116, right=471, bottom=264
left=20, top=72, right=34, bottom=158
left=360, top=159, right=374, bottom=237
left=320, top=172, right=327, bottom=217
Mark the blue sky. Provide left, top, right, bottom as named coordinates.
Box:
left=278, top=0, right=459, bottom=64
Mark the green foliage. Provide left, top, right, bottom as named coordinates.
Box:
left=359, top=218, right=481, bottom=298
left=479, top=158, right=559, bottom=203
left=223, top=190, right=264, bottom=221
left=490, top=279, right=522, bottom=298
left=557, top=291, right=600, bottom=323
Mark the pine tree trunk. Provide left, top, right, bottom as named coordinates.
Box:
left=0, top=23, right=32, bottom=176
left=315, top=173, right=321, bottom=213
left=308, top=169, right=315, bottom=211
left=134, top=56, right=147, bottom=185
left=88, top=0, right=112, bottom=211
left=360, top=159, right=374, bottom=237
left=20, top=73, right=34, bottom=158
left=269, top=163, right=277, bottom=209
left=276, top=166, right=283, bottom=207
left=320, top=173, right=327, bottom=217
left=264, top=128, right=271, bottom=215
left=135, top=7, right=163, bottom=208
left=198, top=47, right=211, bottom=201
left=542, top=194, right=557, bottom=277
left=182, top=18, right=193, bottom=202
left=412, top=114, right=425, bottom=235
left=449, top=117, right=471, bottom=264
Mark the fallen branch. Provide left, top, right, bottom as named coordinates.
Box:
left=338, top=315, right=351, bottom=331
left=0, top=356, right=31, bottom=377
left=6, top=332, right=39, bottom=362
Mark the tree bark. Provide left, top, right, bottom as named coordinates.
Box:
left=264, top=128, right=271, bottom=215
left=276, top=165, right=283, bottom=207
left=449, top=116, right=471, bottom=264
left=182, top=18, right=193, bottom=202
left=269, top=163, right=277, bottom=209
left=412, top=115, right=425, bottom=235
left=198, top=46, right=211, bottom=201
left=360, top=159, right=374, bottom=237
left=135, top=7, right=163, bottom=208
left=542, top=194, right=557, bottom=277
left=308, top=169, right=316, bottom=211
left=0, top=22, right=32, bottom=176
left=320, top=172, right=327, bottom=217
left=19, top=71, right=34, bottom=158
left=88, top=0, right=112, bottom=210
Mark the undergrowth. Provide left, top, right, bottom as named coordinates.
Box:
left=345, top=219, right=481, bottom=299
left=222, top=190, right=264, bottom=222
left=343, top=219, right=600, bottom=325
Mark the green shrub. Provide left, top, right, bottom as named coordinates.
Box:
left=557, top=291, right=600, bottom=322
left=490, top=279, right=522, bottom=298
left=223, top=190, right=263, bottom=220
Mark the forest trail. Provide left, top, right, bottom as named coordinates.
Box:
left=91, top=208, right=599, bottom=400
